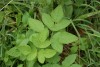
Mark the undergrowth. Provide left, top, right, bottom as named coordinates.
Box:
left=0, top=0, right=100, bottom=67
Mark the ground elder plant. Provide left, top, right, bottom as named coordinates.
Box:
left=0, top=0, right=100, bottom=67
left=2, top=4, right=81, bottom=67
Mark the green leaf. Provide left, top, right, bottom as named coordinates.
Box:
left=46, top=54, right=60, bottom=63
left=28, top=18, right=44, bottom=32
left=51, top=42, right=63, bottom=53
left=17, top=64, right=23, bottom=67
left=63, top=0, right=73, bottom=18
left=38, top=49, right=56, bottom=63
left=4, top=56, right=9, bottom=63
left=74, top=0, right=84, bottom=5
left=39, top=28, right=49, bottom=42
left=0, top=12, right=4, bottom=23
left=6, top=47, right=21, bottom=57
left=70, top=64, right=82, bottom=67
left=42, top=13, right=70, bottom=31
left=39, top=40, right=51, bottom=48
left=26, top=29, right=34, bottom=38
left=42, top=64, right=61, bottom=67
left=16, top=34, right=26, bottom=45
left=30, top=34, right=51, bottom=48
left=51, top=5, right=64, bottom=22
left=51, top=31, right=78, bottom=52
left=64, top=6, right=73, bottom=18
left=4, top=59, right=13, bottom=66
left=51, top=19, right=71, bottom=31
left=29, top=33, right=39, bottom=42
left=18, top=45, right=31, bottom=55
left=46, top=0, right=52, bottom=5
left=51, top=32, right=63, bottom=53
left=16, top=13, right=21, bottom=25
left=19, top=54, right=26, bottom=61
left=26, top=60, right=35, bottom=67
left=59, top=32, right=78, bottom=44
left=22, top=12, right=30, bottom=25
left=71, top=45, right=78, bottom=53
left=42, top=13, right=54, bottom=28
left=38, top=49, right=45, bottom=64
left=51, top=32, right=60, bottom=42
left=27, top=47, right=37, bottom=61
left=34, top=63, right=41, bottom=67
left=62, top=54, right=77, bottom=67
left=44, top=49, right=56, bottom=58
left=79, top=38, right=89, bottom=50
left=29, top=33, right=40, bottom=47
left=19, top=39, right=29, bottom=46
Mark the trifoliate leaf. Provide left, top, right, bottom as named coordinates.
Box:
left=30, top=34, right=51, bottom=48
left=51, top=31, right=78, bottom=52
left=42, top=13, right=54, bottom=28
left=18, top=45, right=31, bottom=55
left=28, top=18, right=44, bottom=32
left=6, top=47, right=21, bottom=57
left=44, top=49, right=56, bottom=58
left=38, top=49, right=45, bottom=64
left=62, top=54, right=77, bottom=67
left=42, top=12, right=71, bottom=31
left=51, top=5, right=64, bottom=22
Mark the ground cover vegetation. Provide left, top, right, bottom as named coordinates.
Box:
left=0, top=0, right=100, bottom=67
